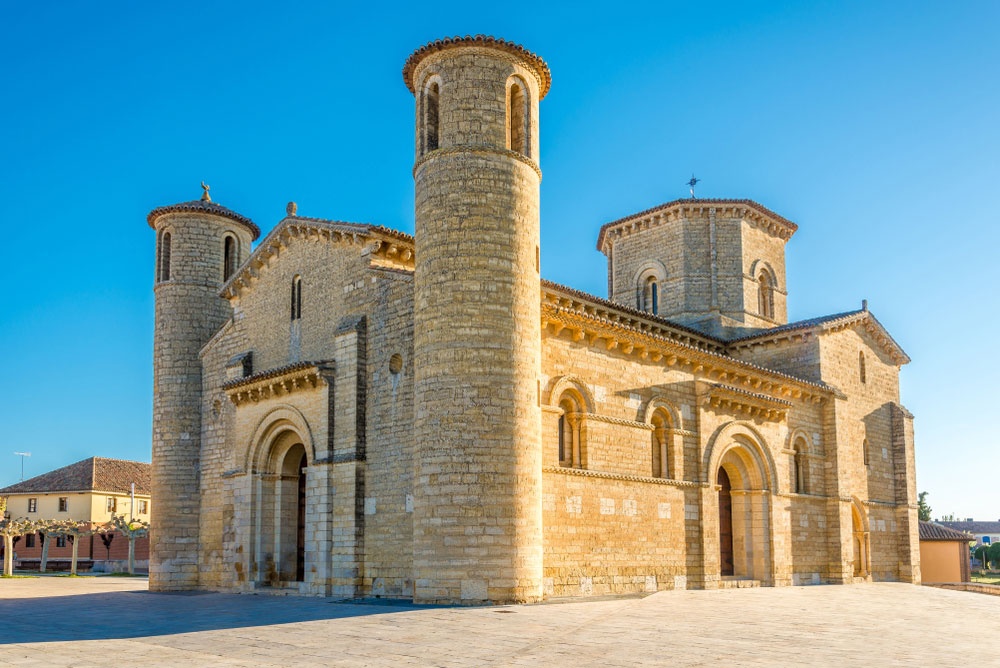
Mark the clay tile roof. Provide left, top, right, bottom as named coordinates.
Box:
left=919, top=521, right=975, bottom=541
left=221, top=360, right=334, bottom=391
left=403, top=34, right=552, bottom=99
left=597, top=198, right=797, bottom=252
left=0, top=457, right=150, bottom=496
left=147, top=199, right=261, bottom=241
left=727, top=310, right=866, bottom=342
left=727, top=309, right=911, bottom=365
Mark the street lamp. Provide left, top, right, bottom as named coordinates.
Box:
left=12, top=452, right=30, bottom=481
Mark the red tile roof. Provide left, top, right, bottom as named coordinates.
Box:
left=919, top=521, right=975, bottom=542
left=0, top=457, right=150, bottom=496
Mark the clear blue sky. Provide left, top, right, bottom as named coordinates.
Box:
left=1, top=2, right=997, bottom=521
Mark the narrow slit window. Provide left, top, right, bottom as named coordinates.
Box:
left=159, top=232, right=172, bottom=281
left=758, top=271, right=774, bottom=319
left=291, top=276, right=302, bottom=321
left=507, top=79, right=530, bottom=157
left=424, top=81, right=440, bottom=153
left=223, top=235, right=237, bottom=281
left=859, top=351, right=867, bottom=384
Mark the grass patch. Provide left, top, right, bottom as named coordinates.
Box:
left=1, top=574, right=38, bottom=579
left=970, top=572, right=1000, bottom=585
left=55, top=573, right=95, bottom=578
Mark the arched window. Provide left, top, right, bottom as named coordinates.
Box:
left=507, top=78, right=530, bottom=157
left=650, top=408, right=673, bottom=478
left=290, top=276, right=302, bottom=321
left=158, top=231, right=172, bottom=282
left=757, top=271, right=774, bottom=319
left=793, top=437, right=808, bottom=494
left=859, top=351, right=867, bottom=384
left=641, top=276, right=658, bottom=315
left=557, top=393, right=583, bottom=468
left=423, top=81, right=440, bottom=154
left=223, top=235, right=237, bottom=281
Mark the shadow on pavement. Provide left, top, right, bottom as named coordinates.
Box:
left=0, top=590, right=435, bottom=644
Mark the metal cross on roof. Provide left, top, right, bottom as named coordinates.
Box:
left=686, top=175, right=700, bottom=198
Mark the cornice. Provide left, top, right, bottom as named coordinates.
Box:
left=542, top=466, right=703, bottom=488
left=413, top=144, right=542, bottom=179
left=727, top=309, right=910, bottom=366
left=220, top=217, right=415, bottom=300
left=224, top=361, right=334, bottom=406
left=597, top=199, right=797, bottom=254
left=541, top=286, right=832, bottom=405
left=148, top=199, right=261, bottom=240
left=705, top=384, right=793, bottom=421
left=403, top=35, right=552, bottom=99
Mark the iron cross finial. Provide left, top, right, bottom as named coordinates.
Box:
left=686, top=175, right=700, bottom=199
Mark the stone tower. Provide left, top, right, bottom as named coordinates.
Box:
left=403, top=36, right=551, bottom=604
left=147, top=189, right=258, bottom=590
left=597, top=200, right=798, bottom=336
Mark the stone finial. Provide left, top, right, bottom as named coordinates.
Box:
left=286, top=201, right=297, bottom=217
left=201, top=182, right=211, bottom=202
left=862, top=299, right=868, bottom=311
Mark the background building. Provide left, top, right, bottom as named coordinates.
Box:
left=0, top=457, right=151, bottom=571
left=918, top=521, right=972, bottom=583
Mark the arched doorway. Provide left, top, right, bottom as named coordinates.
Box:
left=851, top=501, right=870, bottom=579
left=713, top=436, right=773, bottom=584
left=718, top=468, right=734, bottom=576
left=250, top=423, right=311, bottom=588
left=275, top=443, right=307, bottom=584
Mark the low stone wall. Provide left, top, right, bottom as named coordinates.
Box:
left=924, top=582, right=1000, bottom=597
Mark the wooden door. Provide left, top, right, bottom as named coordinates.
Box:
left=718, top=468, right=734, bottom=576
left=296, top=453, right=307, bottom=582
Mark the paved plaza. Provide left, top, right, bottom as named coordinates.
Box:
left=1, top=577, right=998, bottom=667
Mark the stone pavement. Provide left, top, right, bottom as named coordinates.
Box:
left=1, top=577, right=998, bottom=667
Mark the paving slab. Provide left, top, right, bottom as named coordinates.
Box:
left=1, top=577, right=998, bottom=667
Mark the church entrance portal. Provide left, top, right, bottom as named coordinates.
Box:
left=714, top=438, right=773, bottom=584
left=251, top=429, right=310, bottom=588
left=718, top=468, right=735, bottom=576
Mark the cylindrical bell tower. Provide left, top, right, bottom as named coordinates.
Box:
left=404, top=36, right=551, bottom=604
left=147, top=188, right=258, bottom=591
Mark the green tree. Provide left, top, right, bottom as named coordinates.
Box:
left=47, top=519, right=92, bottom=576
left=111, top=515, right=149, bottom=575
left=988, top=543, right=1000, bottom=571
left=917, top=492, right=932, bottom=522
left=974, top=545, right=991, bottom=570
left=0, top=498, right=37, bottom=577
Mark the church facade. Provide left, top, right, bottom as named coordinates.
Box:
left=149, top=36, right=920, bottom=603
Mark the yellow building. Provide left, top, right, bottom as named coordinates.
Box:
left=0, top=457, right=151, bottom=569
left=149, top=35, right=919, bottom=603
left=918, top=521, right=972, bottom=583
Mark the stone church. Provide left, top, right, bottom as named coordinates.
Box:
left=149, top=36, right=919, bottom=603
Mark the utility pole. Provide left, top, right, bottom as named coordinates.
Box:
left=13, top=452, right=30, bottom=482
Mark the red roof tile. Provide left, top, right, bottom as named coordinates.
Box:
left=0, top=457, right=150, bottom=496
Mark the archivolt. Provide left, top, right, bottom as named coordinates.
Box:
left=704, top=420, right=778, bottom=490
left=244, top=404, right=316, bottom=474
left=546, top=374, right=596, bottom=413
